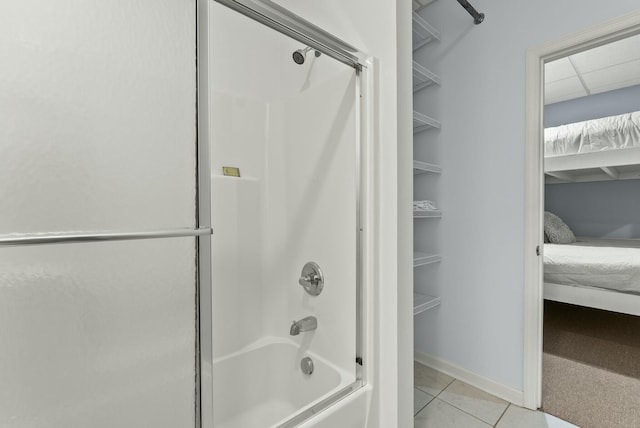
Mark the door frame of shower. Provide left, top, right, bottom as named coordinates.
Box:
left=208, top=1, right=374, bottom=427
left=196, top=0, right=213, bottom=427
left=522, top=11, right=640, bottom=410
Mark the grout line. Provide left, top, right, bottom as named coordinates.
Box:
left=433, top=377, right=456, bottom=399
left=416, top=375, right=510, bottom=427
left=432, top=378, right=496, bottom=426
left=432, top=397, right=494, bottom=427
left=493, top=403, right=511, bottom=427
left=414, top=391, right=436, bottom=417
left=436, top=391, right=507, bottom=428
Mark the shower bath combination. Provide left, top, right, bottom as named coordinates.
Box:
left=210, top=0, right=367, bottom=426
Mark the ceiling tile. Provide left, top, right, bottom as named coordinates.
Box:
left=570, top=34, right=640, bottom=74
left=544, top=76, right=588, bottom=105
left=545, top=57, right=577, bottom=83
left=582, top=58, right=640, bottom=94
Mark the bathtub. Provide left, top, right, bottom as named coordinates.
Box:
left=212, top=337, right=356, bottom=428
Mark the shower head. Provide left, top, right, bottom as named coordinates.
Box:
left=292, top=46, right=321, bottom=65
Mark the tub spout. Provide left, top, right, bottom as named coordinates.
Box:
left=290, top=316, right=317, bottom=336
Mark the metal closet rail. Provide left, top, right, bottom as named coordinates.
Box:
left=456, top=0, right=485, bottom=24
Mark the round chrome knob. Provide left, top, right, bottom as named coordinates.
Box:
left=300, top=357, right=314, bottom=375
left=298, top=262, right=324, bottom=296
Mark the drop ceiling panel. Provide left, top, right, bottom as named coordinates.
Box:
left=581, top=59, right=640, bottom=95
left=545, top=57, right=576, bottom=83
left=545, top=76, right=588, bottom=104
left=570, top=35, right=640, bottom=74
left=544, top=33, right=640, bottom=105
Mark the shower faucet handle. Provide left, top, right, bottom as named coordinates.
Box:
left=298, top=262, right=324, bottom=296
left=299, top=272, right=320, bottom=286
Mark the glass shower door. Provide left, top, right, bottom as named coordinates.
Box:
left=0, top=1, right=208, bottom=427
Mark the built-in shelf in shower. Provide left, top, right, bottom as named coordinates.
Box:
left=413, top=61, right=441, bottom=92
left=413, top=160, right=441, bottom=175
left=412, top=12, right=440, bottom=51
left=414, top=251, right=441, bottom=267
left=414, top=292, right=441, bottom=315
left=413, top=111, right=441, bottom=134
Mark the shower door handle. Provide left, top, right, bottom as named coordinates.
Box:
left=298, top=262, right=324, bottom=296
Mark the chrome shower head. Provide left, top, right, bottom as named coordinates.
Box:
left=292, top=47, right=321, bottom=65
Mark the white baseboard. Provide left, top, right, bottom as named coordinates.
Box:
left=414, top=350, right=524, bottom=406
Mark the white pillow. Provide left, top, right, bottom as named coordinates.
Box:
left=544, top=211, right=576, bottom=244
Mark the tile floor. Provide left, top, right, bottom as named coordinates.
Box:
left=414, top=362, right=578, bottom=428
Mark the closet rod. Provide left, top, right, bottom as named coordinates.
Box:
left=456, top=0, right=484, bottom=24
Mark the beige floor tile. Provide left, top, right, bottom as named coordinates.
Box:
left=414, top=361, right=454, bottom=396
left=414, top=388, right=434, bottom=416
left=496, top=404, right=579, bottom=428
left=415, top=399, right=491, bottom=428
left=438, top=379, right=509, bottom=425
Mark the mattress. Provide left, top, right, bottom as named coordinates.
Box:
left=544, top=111, right=640, bottom=157
left=544, top=238, right=640, bottom=294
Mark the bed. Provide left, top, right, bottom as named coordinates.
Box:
left=544, top=238, right=640, bottom=316
left=544, top=111, right=640, bottom=184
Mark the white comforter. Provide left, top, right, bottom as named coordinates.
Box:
left=544, top=238, right=640, bottom=294
left=544, top=111, right=640, bottom=157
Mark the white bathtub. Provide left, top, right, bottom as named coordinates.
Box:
left=212, top=337, right=355, bottom=428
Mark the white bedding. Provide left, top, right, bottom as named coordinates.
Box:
left=544, top=111, right=640, bottom=157
left=544, top=238, right=640, bottom=294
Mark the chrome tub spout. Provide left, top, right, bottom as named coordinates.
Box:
left=290, top=316, right=318, bottom=336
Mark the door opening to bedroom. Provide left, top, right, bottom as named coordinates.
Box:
left=539, top=31, right=640, bottom=427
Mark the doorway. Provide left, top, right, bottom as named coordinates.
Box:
left=523, top=9, right=640, bottom=422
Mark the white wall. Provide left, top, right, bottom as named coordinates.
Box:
left=414, top=0, right=640, bottom=394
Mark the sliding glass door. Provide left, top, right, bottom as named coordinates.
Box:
left=0, top=1, right=209, bottom=426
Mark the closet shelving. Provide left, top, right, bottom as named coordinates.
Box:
left=413, top=61, right=441, bottom=93
left=413, top=209, right=442, bottom=218
left=414, top=292, right=441, bottom=316
left=413, top=160, right=441, bottom=175
left=412, top=12, right=440, bottom=51
left=412, top=0, right=435, bottom=12
left=413, top=111, right=441, bottom=134
left=414, top=251, right=441, bottom=267
left=412, top=7, right=441, bottom=316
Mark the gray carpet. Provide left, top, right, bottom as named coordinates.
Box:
left=543, top=301, right=640, bottom=428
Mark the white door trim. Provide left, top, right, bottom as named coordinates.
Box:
left=523, top=11, right=640, bottom=410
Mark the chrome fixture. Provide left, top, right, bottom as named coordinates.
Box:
left=300, top=357, right=314, bottom=375
left=292, top=46, right=321, bottom=65
left=290, top=316, right=318, bottom=336
left=298, top=262, right=324, bottom=296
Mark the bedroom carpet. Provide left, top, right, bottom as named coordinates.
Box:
left=543, top=301, right=640, bottom=427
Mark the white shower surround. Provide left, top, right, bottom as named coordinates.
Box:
left=210, top=3, right=362, bottom=425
